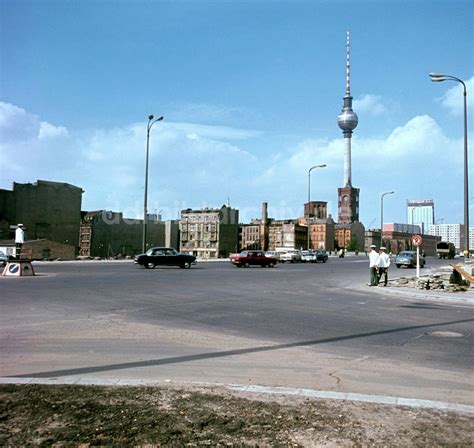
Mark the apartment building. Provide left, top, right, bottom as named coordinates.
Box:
left=239, top=224, right=262, bottom=251
left=429, top=223, right=465, bottom=251
left=268, top=220, right=307, bottom=250
left=180, top=205, right=239, bottom=258
left=302, top=201, right=335, bottom=250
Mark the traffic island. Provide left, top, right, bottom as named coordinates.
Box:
left=389, top=262, right=473, bottom=293
left=2, top=260, right=36, bottom=277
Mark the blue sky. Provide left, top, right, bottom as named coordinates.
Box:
left=1, top=0, right=473, bottom=227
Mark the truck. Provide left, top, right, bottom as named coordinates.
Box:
left=436, top=241, right=456, bottom=259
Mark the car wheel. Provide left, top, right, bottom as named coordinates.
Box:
left=268, top=262, right=274, bottom=268
left=181, top=261, right=192, bottom=269
left=396, top=264, right=401, bottom=268
left=144, top=262, right=155, bottom=269
left=244, top=262, right=250, bottom=268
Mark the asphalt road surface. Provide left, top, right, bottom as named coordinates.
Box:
left=1, top=256, right=473, bottom=405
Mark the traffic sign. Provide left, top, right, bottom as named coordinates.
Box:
left=412, top=234, right=423, bottom=247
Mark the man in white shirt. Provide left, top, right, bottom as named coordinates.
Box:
left=378, top=246, right=390, bottom=286
left=15, top=224, right=25, bottom=259
left=368, top=244, right=379, bottom=286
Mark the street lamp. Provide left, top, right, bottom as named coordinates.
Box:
left=430, top=73, right=469, bottom=258
left=380, top=191, right=394, bottom=247
left=307, top=164, right=327, bottom=250
left=143, top=114, right=164, bottom=253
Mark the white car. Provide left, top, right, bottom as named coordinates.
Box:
left=265, top=251, right=281, bottom=262
left=280, top=250, right=302, bottom=263
left=301, top=250, right=316, bottom=263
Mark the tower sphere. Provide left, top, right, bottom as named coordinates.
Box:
left=337, top=105, right=358, bottom=132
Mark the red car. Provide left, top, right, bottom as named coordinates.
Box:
left=230, top=250, right=278, bottom=268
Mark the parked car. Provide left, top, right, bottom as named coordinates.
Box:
left=265, top=251, right=281, bottom=262
left=395, top=250, right=426, bottom=268
left=280, top=250, right=302, bottom=263
left=230, top=250, right=277, bottom=268
left=0, top=250, right=8, bottom=267
left=315, top=250, right=329, bottom=263
left=301, top=250, right=316, bottom=263
left=134, top=247, right=196, bottom=269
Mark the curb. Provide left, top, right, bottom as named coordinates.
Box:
left=359, top=284, right=474, bottom=305
left=357, top=282, right=474, bottom=305
left=1, top=377, right=472, bottom=414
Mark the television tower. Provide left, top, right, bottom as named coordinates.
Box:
left=337, top=31, right=360, bottom=224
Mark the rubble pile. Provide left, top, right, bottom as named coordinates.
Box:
left=389, top=266, right=471, bottom=293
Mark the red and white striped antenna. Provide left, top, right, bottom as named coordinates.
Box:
left=346, top=31, right=351, bottom=96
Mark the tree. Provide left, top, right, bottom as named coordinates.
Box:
left=346, top=234, right=359, bottom=252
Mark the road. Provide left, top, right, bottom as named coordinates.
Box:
left=1, top=256, right=473, bottom=405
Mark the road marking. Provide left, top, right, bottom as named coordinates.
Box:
left=431, top=331, right=464, bottom=338
left=228, top=384, right=474, bottom=414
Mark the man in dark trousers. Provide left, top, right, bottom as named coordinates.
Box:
left=368, top=244, right=379, bottom=286
left=15, top=224, right=25, bottom=259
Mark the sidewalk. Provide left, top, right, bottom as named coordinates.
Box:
left=362, top=283, right=474, bottom=305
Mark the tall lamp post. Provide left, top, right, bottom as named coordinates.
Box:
left=430, top=73, right=469, bottom=258
left=143, top=114, right=164, bottom=253
left=307, top=164, right=327, bottom=250
left=380, top=191, right=394, bottom=247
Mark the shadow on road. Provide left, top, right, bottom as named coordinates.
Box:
left=11, top=318, right=473, bottom=379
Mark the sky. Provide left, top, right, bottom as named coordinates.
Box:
left=0, top=0, right=473, bottom=227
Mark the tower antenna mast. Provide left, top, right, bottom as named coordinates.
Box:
left=346, top=30, right=351, bottom=96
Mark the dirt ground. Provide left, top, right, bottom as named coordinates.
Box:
left=1, top=384, right=472, bottom=447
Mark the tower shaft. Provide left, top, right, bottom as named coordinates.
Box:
left=343, top=137, right=352, bottom=186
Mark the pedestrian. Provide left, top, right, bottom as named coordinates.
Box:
left=368, top=244, right=379, bottom=286
left=378, top=246, right=390, bottom=286
left=15, top=223, right=25, bottom=259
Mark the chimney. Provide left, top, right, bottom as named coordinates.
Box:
left=262, top=202, right=268, bottom=224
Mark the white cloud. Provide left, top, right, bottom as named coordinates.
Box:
left=38, top=122, right=69, bottom=140
left=0, top=102, right=41, bottom=141
left=353, top=94, right=387, bottom=116
left=382, top=115, right=448, bottom=157
left=438, top=76, right=474, bottom=116
left=0, top=101, right=471, bottom=226
left=168, top=102, right=261, bottom=125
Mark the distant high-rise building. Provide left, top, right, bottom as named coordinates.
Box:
left=407, top=200, right=434, bottom=234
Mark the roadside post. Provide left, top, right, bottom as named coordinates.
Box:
left=412, top=234, right=423, bottom=278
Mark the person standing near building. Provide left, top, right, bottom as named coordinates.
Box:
left=368, top=244, right=379, bottom=286
left=378, top=246, right=390, bottom=287
left=15, top=224, right=25, bottom=259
